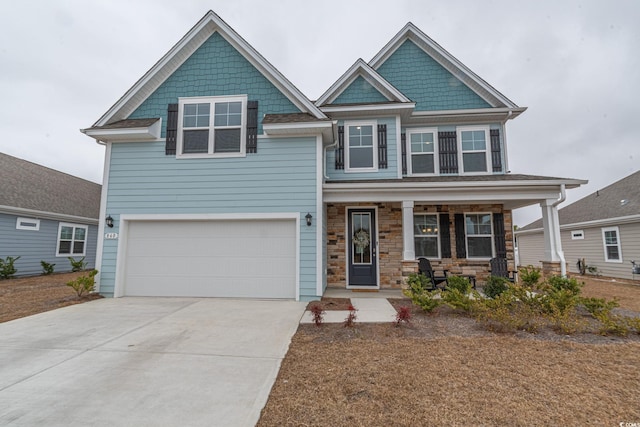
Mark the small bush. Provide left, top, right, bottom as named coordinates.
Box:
left=41, top=261, right=55, bottom=275
left=483, top=276, right=510, bottom=299
left=446, top=275, right=471, bottom=294
left=309, top=304, right=325, bottom=326
left=68, top=257, right=87, bottom=272
left=394, top=306, right=412, bottom=327
left=66, top=269, right=98, bottom=298
left=474, top=289, right=542, bottom=333
left=442, top=288, right=477, bottom=313
left=518, top=265, right=541, bottom=288
left=0, top=256, right=21, bottom=279
left=546, top=275, right=583, bottom=296
left=596, top=313, right=630, bottom=337
left=343, top=303, right=357, bottom=327
left=580, top=297, right=619, bottom=317
left=403, top=282, right=441, bottom=313
left=406, top=272, right=433, bottom=291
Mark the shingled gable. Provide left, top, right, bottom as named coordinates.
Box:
left=0, top=153, right=101, bottom=221
left=86, top=10, right=325, bottom=134
left=369, top=22, right=527, bottom=120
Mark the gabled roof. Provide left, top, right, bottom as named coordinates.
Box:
left=369, top=22, right=524, bottom=113
left=94, top=10, right=326, bottom=127
left=0, top=153, right=101, bottom=220
left=316, top=59, right=412, bottom=106
left=519, top=170, right=640, bottom=231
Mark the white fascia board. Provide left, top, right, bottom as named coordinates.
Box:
left=411, top=107, right=526, bottom=120
left=518, top=214, right=640, bottom=235
left=323, top=178, right=586, bottom=191
left=82, top=120, right=161, bottom=142
left=120, top=212, right=300, bottom=222
left=0, top=205, right=99, bottom=225
left=94, top=11, right=325, bottom=127
left=369, top=23, right=519, bottom=109
left=320, top=103, right=415, bottom=114
left=263, top=121, right=335, bottom=142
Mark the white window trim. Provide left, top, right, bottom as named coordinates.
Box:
left=344, top=120, right=378, bottom=173
left=413, top=213, right=440, bottom=259
left=464, top=212, right=494, bottom=259
left=56, top=222, right=88, bottom=257
left=407, top=127, right=438, bottom=176
left=571, top=230, right=584, bottom=240
left=16, top=217, right=40, bottom=231
left=176, top=95, right=247, bottom=159
left=457, top=125, right=491, bottom=175
left=601, top=226, right=623, bottom=263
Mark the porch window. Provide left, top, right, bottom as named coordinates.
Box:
left=414, top=214, right=439, bottom=258
left=602, top=226, right=622, bottom=262
left=346, top=121, right=378, bottom=171
left=465, top=213, right=493, bottom=258
left=458, top=126, right=490, bottom=174
left=56, top=223, right=87, bottom=256
left=408, top=128, right=437, bottom=175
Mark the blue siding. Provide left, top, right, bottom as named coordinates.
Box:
left=0, top=213, right=97, bottom=276
left=376, top=40, right=491, bottom=111
left=332, top=76, right=389, bottom=105
left=100, top=137, right=318, bottom=299
left=326, top=117, right=398, bottom=180
left=129, top=32, right=301, bottom=135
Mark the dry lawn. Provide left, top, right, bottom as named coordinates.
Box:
left=0, top=272, right=102, bottom=323
left=260, top=277, right=640, bottom=426
left=578, top=275, right=640, bottom=312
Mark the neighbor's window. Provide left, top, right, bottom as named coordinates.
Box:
left=458, top=126, right=490, bottom=173
left=16, top=217, right=40, bottom=231
left=465, top=213, right=493, bottom=258
left=408, top=129, right=437, bottom=175
left=346, top=121, right=377, bottom=171
left=414, top=214, right=439, bottom=258
left=571, top=230, right=584, bottom=240
left=56, top=223, right=87, bottom=256
left=178, top=95, right=246, bottom=157
left=602, top=226, right=622, bottom=262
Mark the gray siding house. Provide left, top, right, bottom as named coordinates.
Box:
left=0, top=153, right=101, bottom=276
left=516, top=171, right=640, bottom=280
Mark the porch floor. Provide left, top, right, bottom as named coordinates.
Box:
left=323, top=288, right=405, bottom=299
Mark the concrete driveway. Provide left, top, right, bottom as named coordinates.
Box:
left=0, top=297, right=306, bottom=427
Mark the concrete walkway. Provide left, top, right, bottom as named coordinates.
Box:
left=0, top=297, right=306, bottom=427
left=300, top=296, right=400, bottom=324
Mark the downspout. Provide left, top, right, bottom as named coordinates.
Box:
left=323, top=121, right=339, bottom=179
left=552, top=184, right=567, bottom=276
left=501, top=109, right=513, bottom=173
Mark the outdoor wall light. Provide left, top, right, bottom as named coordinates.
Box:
left=105, top=215, right=114, bottom=228
left=305, top=213, right=312, bottom=226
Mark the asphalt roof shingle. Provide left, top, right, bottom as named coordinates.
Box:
left=0, top=153, right=102, bottom=219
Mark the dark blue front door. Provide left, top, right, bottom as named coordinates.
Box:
left=348, top=209, right=377, bottom=286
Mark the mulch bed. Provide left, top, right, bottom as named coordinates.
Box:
left=306, top=297, right=352, bottom=311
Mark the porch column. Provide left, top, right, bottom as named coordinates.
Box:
left=402, top=200, right=415, bottom=260
left=540, top=199, right=566, bottom=275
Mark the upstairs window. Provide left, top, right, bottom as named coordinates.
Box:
left=408, top=129, right=437, bottom=175
left=458, top=126, right=490, bottom=174
left=602, top=227, right=622, bottom=262
left=465, top=213, right=493, bottom=258
left=56, top=223, right=87, bottom=256
left=345, top=121, right=377, bottom=172
left=177, top=95, right=246, bottom=158
left=414, top=214, right=439, bottom=258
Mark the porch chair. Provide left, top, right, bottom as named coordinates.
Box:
left=488, top=257, right=516, bottom=282
left=417, top=257, right=449, bottom=289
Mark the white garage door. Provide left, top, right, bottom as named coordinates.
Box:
left=123, top=219, right=297, bottom=298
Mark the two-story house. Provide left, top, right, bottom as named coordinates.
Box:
left=82, top=11, right=584, bottom=301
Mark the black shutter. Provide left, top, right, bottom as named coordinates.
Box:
left=246, top=100, right=258, bottom=153
left=378, top=124, right=387, bottom=169
left=401, top=133, right=407, bottom=175
left=439, top=131, right=458, bottom=174
left=454, top=213, right=466, bottom=258
left=490, top=129, right=502, bottom=172
left=493, top=212, right=506, bottom=258
left=335, top=126, right=344, bottom=170
left=166, top=103, right=178, bottom=155
left=439, top=213, right=451, bottom=258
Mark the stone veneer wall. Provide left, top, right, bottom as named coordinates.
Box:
left=326, top=202, right=514, bottom=289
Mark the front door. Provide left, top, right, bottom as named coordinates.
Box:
left=347, top=208, right=377, bottom=287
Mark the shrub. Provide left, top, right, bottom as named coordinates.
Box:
left=343, top=303, right=357, bottom=327
left=483, top=275, right=510, bottom=299
left=596, top=313, right=630, bottom=337
left=68, top=257, right=87, bottom=272
left=580, top=297, right=619, bottom=317
left=403, top=282, right=441, bottom=313
left=41, top=261, right=55, bottom=275
left=474, top=289, right=542, bottom=333
left=394, top=306, right=412, bottom=327
left=518, top=265, right=541, bottom=288
left=442, top=288, right=477, bottom=313
left=0, top=256, right=21, bottom=279
left=546, top=275, right=583, bottom=296
left=406, top=272, right=433, bottom=291
left=309, top=303, right=325, bottom=326
left=66, top=269, right=98, bottom=298
left=446, top=275, right=471, bottom=293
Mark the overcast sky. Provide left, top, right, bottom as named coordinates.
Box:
left=1, top=0, right=638, bottom=226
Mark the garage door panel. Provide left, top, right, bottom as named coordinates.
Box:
left=123, top=219, right=297, bottom=299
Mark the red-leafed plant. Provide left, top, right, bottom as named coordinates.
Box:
left=343, top=303, right=358, bottom=327
left=394, top=306, right=412, bottom=327
left=309, top=304, right=325, bottom=326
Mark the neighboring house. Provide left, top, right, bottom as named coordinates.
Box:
left=516, top=171, right=640, bottom=280
left=0, top=153, right=101, bottom=276
left=81, top=11, right=584, bottom=301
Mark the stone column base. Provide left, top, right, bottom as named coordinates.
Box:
left=541, top=261, right=565, bottom=277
